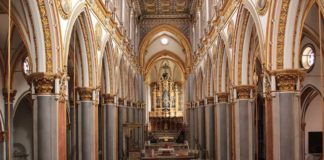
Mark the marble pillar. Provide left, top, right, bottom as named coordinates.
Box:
left=268, top=69, right=304, bottom=160
left=198, top=100, right=206, bottom=158
left=102, top=94, right=118, bottom=160
left=215, top=93, right=230, bottom=160
left=31, top=73, right=66, bottom=160
left=188, top=103, right=195, bottom=149
left=194, top=102, right=199, bottom=149
left=77, top=87, right=96, bottom=160
left=0, top=130, right=4, bottom=160
left=118, top=98, right=127, bottom=159
left=205, top=97, right=215, bottom=159
left=134, top=103, right=139, bottom=146
left=233, top=85, right=255, bottom=160
left=2, top=89, right=16, bottom=160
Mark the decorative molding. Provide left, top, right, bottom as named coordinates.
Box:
left=56, top=0, right=71, bottom=19
left=102, top=94, right=115, bottom=104
left=276, top=0, right=290, bottom=69
left=37, top=0, right=53, bottom=72
left=30, top=72, right=56, bottom=94
left=256, top=0, right=269, bottom=15
left=206, top=97, right=214, bottom=105
left=235, top=85, right=255, bottom=99
left=2, top=89, right=17, bottom=103
left=272, top=69, right=305, bottom=92
left=77, top=87, right=93, bottom=101
left=217, top=92, right=229, bottom=103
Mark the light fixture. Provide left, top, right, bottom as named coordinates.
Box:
left=160, top=37, right=169, bottom=45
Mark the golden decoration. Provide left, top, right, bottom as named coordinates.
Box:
left=56, top=66, right=69, bottom=102
left=277, top=0, right=290, bottom=69
left=102, top=94, right=115, bottom=104
left=127, top=100, right=131, bottom=106
left=30, top=72, right=56, bottom=94
left=77, top=87, right=93, bottom=101
left=272, top=69, right=305, bottom=92
left=2, top=89, right=17, bottom=103
left=227, top=20, right=234, bottom=48
left=199, top=99, right=204, bottom=106
left=235, top=85, right=255, bottom=99
left=56, top=0, right=71, bottom=19
left=256, top=0, right=269, bottom=15
left=238, top=12, right=249, bottom=84
left=0, top=131, right=5, bottom=142
left=95, top=23, right=102, bottom=50
left=37, top=0, right=53, bottom=72
left=206, top=97, right=214, bottom=105
left=217, top=92, right=229, bottom=103
left=79, top=18, right=93, bottom=86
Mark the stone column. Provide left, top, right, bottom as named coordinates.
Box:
left=2, top=89, right=16, bottom=160
left=138, top=102, right=143, bottom=149
left=194, top=102, right=199, bottom=149
left=268, top=69, right=304, bottom=160
left=215, top=93, right=230, bottom=160
left=0, top=130, right=4, bottom=160
left=233, top=85, right=255, bottom=160
left=102, top=94, right=118, bottom=160
left=118, top=98, right=127, bottom=159
left=188, top=103, right=195, bottom=149
left=31, top=73, right=66, bottom=160
left=198, top=100, right=206, bottom=158
left=205, top=97, right=215, bottom=159
left=134, top=102, right=139, bottom=147
left=77, top=87, right=96, bottom=160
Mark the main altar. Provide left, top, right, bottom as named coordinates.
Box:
left=149, top=63, right=183, bottom=133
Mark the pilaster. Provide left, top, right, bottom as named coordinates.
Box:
left=205, top=97, right=215, bottom=159
left=269, top=69, right=304, bottom=160
left=234, top=85, right=256, bottom=160
left=215, top=92, right=230, bottom=160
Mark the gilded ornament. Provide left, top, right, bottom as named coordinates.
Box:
left=206, top=97, right=214, bottom=105
left=217, top=92, right=229, bottom=103
left=102, top=94, right=115, bottom=104
left=256, top=0, right=269, bottom=15
left=235, top=85, right=255, bottom=99
left=77, top=87, right=93, bottom=101
left=277, top=0, right=290, bottom=69
left=57, top=0, right=71, bottom=19
left=272, top=69, right=305, bottom=92
left=95, top=23, right=102, bottom=50
left=2, top=89, right=17, bottom=103
left=227, top=20, right=234, bottom=48
left=30, top=72, right=56, bottom=94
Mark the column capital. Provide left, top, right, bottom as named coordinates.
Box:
left=102, top=94, right=115, bottom=104
left=118, top=97, right=126, bottom=105
left=127, top=100, right=131, bottom=107
left=199, top=99, right=204, bottom=106
left=272, top=69, right=305, bottom=92
left=30, top=72, right=56, bottom=94
left=0, top=131, right=5, bottom=142
left=2, top=88, right=17, bottom=103
left=235, top=85, right=255, bottom=99
left=206, top=97, right=214, bottom=105
left=216, top=92, right=229, bottom=103
left=77, top=87, right=93, bottom=101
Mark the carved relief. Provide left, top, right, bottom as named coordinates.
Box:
left=30, top=72, right=56, bottom=94
left=235, top=85, right=255, bottom=99
left=95, top=23, right=102, bottom=50
left=256, top=0, right=269, bottom=15
left=102, top=94, right=115, bottom=104
left=77, top=87, right=93, bottom=101
left=2, top=89, right=17, bottom=103
left=272, top=69, right=305, bottom=92
left=56, top=0, right=71, bottom=19
left=217, top=92, right=229, bottom=103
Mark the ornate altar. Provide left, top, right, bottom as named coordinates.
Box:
left=149, top=63, right=183, bottom=132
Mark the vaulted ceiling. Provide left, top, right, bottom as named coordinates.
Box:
left=135, top=0, right=194, bottom=18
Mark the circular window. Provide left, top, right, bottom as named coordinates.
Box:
left=301, top=46, right=315, bottom=70
left=160, top=37, right=169, bottom=45
left=23, top=56, right=31, bottom=75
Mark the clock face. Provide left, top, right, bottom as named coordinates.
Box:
left=23, top=57, right=31, bottom=75
left=301, top=46, right=315, bottom=71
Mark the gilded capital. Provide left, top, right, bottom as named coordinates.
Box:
left=77, top=87, right=93, bottom=101
left=0, top=131, right=4, bottom=142
left=235, top=85, right=255, bottom=99
left=272, top=69, right=305, bottom=92
left=127, top=100, right=131, bottom=107
left=199, top=99, right=204, bottom=106
left=206, top=97, right=214, bottom=105
left=30, top=72, right=55, bottom=94
left=119, top=97, right=125, bottom=105
left=102, top=94, right=115, bottom=104
left=217, top=92, right=229, bottom=103
left=3, top=89, right=17, bottom=103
